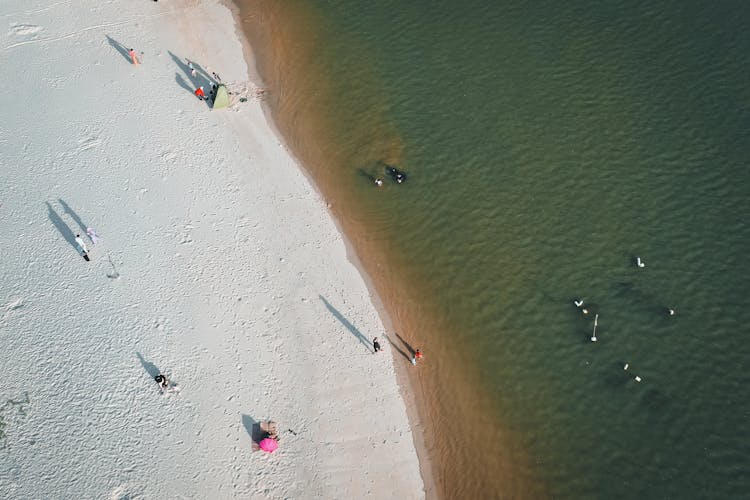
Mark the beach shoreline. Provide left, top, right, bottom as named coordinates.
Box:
left=221, top=2, right=553, bottom=498
left=227, top=1, right=440, bottom=496
left=0, top=0, right=423, bottom=497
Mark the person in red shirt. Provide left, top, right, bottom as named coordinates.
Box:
left=194, top=86, right=205, bottom=100
left=128, top=48, right=139, bottom=65
left=411, top=348, right=423, bottom=365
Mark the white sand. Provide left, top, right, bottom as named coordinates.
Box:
left=0, top=0, right=423, bottom=498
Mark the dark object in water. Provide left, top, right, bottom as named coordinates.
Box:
left=385, top=165, right=407, bottom=183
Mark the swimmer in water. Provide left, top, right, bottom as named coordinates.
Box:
left=385, top=165, right=407, bottom=183
left=573, top=299, right=589, bottom=315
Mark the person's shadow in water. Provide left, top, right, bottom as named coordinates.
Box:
left=105, top=34, right=132, bottom=63
left=46, top=201, right=78, bottom=251
left=393, top=331, right=416, bottom=360
left=384, top=333, right=411, bottom=361
left=357, top=168, right=378, bottom=185
left=319, top=295, right=373, bottom=353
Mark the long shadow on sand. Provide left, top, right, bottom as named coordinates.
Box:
left=169, top=51, right=219, bottom=108
left=175, top=73, right=196, bottom=96
left=168, top=51, right=218, bottom=88
left=241, top=414, right=265, bottom=444
left=46, top=201, right=78, bottom=251
left=136, top=352, right=160, bottom=378
left=319, top=295, right=373, bottom=353
left=173, top=72, right=211, bottom=109
left=105, top=34, right=132, bottom=63
left=58, top=198, right=88, bottom=236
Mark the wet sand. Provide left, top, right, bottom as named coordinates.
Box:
left=230, top=1, right=545, bottom=497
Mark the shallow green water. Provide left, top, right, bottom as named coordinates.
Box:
left=247, top=0, right=750, bottom=497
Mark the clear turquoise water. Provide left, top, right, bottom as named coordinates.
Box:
left=242, top=0, right=750, bottom=497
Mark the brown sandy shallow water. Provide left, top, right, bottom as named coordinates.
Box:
left=228, top=1, right=544, bottom=498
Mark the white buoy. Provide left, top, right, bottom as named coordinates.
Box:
left=636, top=257, right=645, bottom=268
left=634, top=376, right=642, bottom=382
left=574, top=299, right=584, bottom=307
left=668, top=308, right=675, bottom=316
left=590, top=314, right=598, bottom=342
left=623, top=363, right=629, bottom=370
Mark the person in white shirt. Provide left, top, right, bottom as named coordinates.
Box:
left=74, top=234, right=89, bottom=261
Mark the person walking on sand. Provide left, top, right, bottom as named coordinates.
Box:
left=86, top=227, right=100, bottom=245
left=128, top=48, right=139, bottom=65
left=74, top=234, right=90, bottom=261
left=373, top=337, right=381, bottom=353
left=188, top=60, right=197, bottom=78
left=195, top=86, right=205, bottom=100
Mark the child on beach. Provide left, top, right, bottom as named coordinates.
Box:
left=411, top=349, right=423, bottom=365
left=188, top=60, right=197, bottom=78
left=86, top=227, right=100, bottom=244
left=128, top=48, right=139, bottom=65
left=195, top=86, right=205, bottom=100
left=373, top=337, right=381, bottom=353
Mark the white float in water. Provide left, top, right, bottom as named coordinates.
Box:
left=636, top=257, right=645, bottom=268
left=624, top=363, right=629, bottom=370
left=590, top=314, right=598, bottom=342
left=634, top=376, right=642, bottom=382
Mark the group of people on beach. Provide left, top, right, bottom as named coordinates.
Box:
left=372, top=336, right=423, bottom=365
left=67, top=41, right=426, bottom=462
left=186, top=59, right=223, bottom=106
left=127, top=44, right=223, bottom=107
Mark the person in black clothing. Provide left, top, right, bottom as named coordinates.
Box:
left=385, top=165, right=407, bottom=183
left=373, top=337, right=381, bottom=353
left=154, top=374, right=168, bottom=388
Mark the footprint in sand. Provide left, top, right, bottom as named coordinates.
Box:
left=77, top=135, right=101, bottom=152
left=110, top=484, right=141, bottom=500
left=1, top=298, right=25, bottom=325
left=4, top=298, right=24, bottom=311
left=10, top=23, right=43, bottom=38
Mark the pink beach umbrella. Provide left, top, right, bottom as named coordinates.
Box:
left=258, top=438, right=278, bottom=453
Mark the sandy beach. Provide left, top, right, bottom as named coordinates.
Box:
left=0, top=0, right=423, bottom=498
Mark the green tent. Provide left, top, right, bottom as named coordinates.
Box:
left=212, top=84, right=230, bottom=109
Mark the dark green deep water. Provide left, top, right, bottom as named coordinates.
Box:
left=246, top=1, right=750, bottom=497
